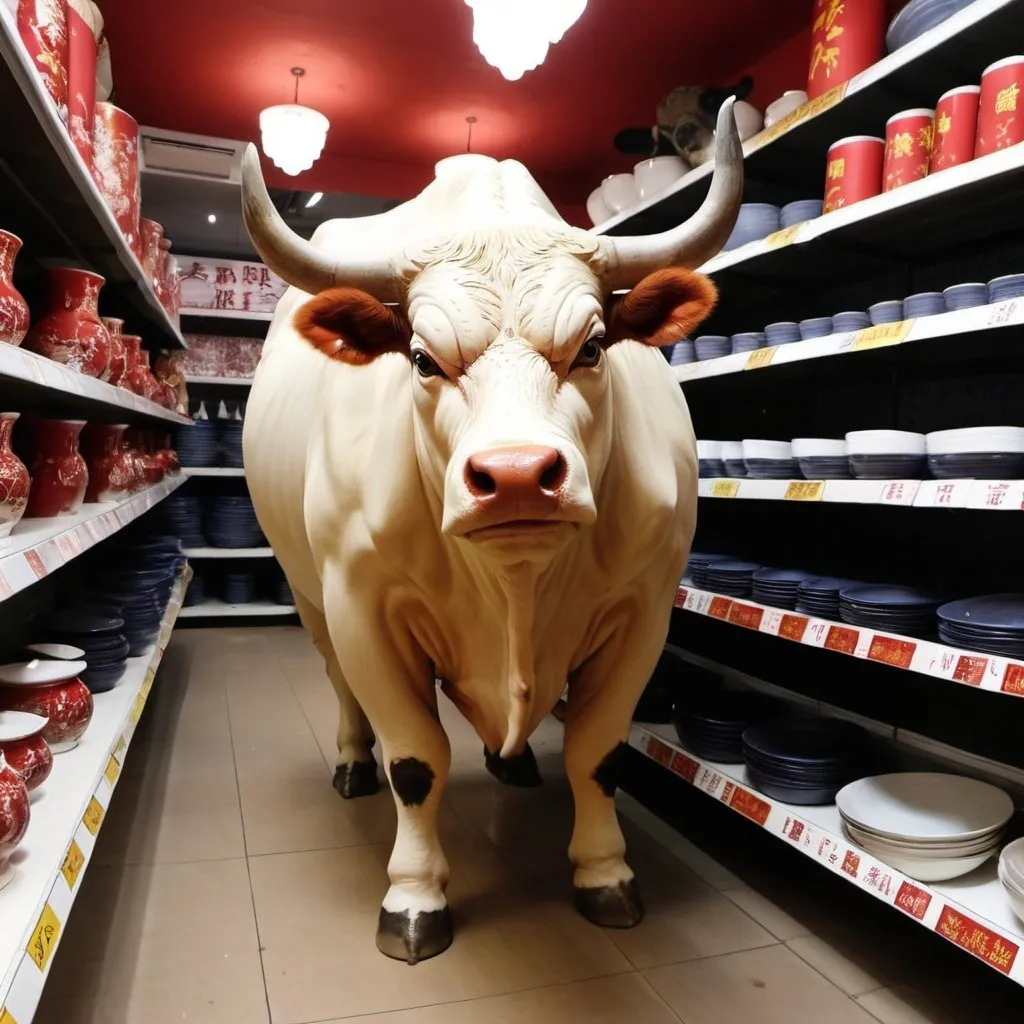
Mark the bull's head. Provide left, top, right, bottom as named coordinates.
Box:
left=241, top=101, right=742, bottom=563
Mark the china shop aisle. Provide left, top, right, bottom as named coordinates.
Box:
left=34, top=627, right=1024, bottom=1024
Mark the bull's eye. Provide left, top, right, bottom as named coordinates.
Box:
left=571, top=336, right=603, bottom=370
left=412, top=349, right=443, bottom=378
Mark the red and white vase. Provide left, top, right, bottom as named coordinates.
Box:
left=0, top=752, right=30, bottom=891
left=0, top=412, right=31, bottom=545
left=81, top=423, right=135, bottom=501
left=24, top=267, right=111, bottom=378
left=24, top=418, right=88, bottom=517
left=15, top=0, right=68, bottom=125
left=0, top=710, right=53, bottom=791
left=123, top=334, right=153, bottom=397
left=66, top=0, right=99, bottom=168
left=0, top=659, right=93, bottom=753
left=93, top=102, right=141, bottom=256
left=0, top=229, right=30, bottom=347
left=100, top=316, right=129, bottom=387
left=139, top=218, right=164, bottom=284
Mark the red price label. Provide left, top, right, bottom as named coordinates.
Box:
left=953, top=656, right=988, bottom=687
left=647, top=737, right=673, bottom=767
left=674, top=587, right=688, bottom=609
left=779, top=614, right=809, bottom=641
left=24, top=550, right=46, bottom=579
left=669, top=751, right=699, bottom=783
left=824, top=625, right=859, bottom=654
left=708, top=596, right=733, bottom=620
left=727, top=602, right=764, bottom=630
left=895, top=881, right=932, bottom=920
left=936, top=906, right=1018, bottom=974
left=726, top=785, right=771, bottom=826
left=867, top=636, right=916, bottom=669
left=841, top=850, right=860, bottom=878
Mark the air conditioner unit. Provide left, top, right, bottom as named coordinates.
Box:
left=139, top=126, right=247, bottom=184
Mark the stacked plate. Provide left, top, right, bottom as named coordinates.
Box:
left=989, top=273, right=1024, bottom=302
left=751, top=568, right=816, bottom=610
left=697, top=440, right=726, bottom=478
left=695, top=335, right=731, bottom=360
left=868, top=300, right=904, bottom=325
left=730, top=331, right=765, bottom=354
left=886, top=0, right=977, bottom=52
left=164, top=493, right=206, bottom=546
left=846, top=430, right=926, bottom=479
left=743, top=439, right=798, bottom=478
left=184, top=572, right=206, bottom=607
left=275, top=577, right=295, bottom=606
left=904, top=291, right=945, bottom=318
left=942, top=283, right=988, bottom=311
left=839, top=585, right=942, bottom=637
left=39, top=610, right=129, bottom=693
left=223, top=571, right=255, bottom=605
left=796, top=577, right=862, bottom=619
left=792, top=438, right=850, bottom=479
left=765, top=321, right=801, bottom=346
left=723, top=203, right=780, bottom=250
left=838, top=773, right=1013, bottom=881
left=706, top=560, right=762, bottom=597
left=671, top=340, right=696, bottom=366
left=832, top=311, right=871, bottom=332
left=671, top=690, right=785, bottom=763
left=685, top=552, right=732, bottom=589
left=206, top=496, right=263, bottom=548
left=219, top=420, right=245, bottom=469
left=780, top=199, right=822, bottom=227
left=722, top=442, right=746, bottom=478
left=634, top=649, right=720, bottom=724
left=998, top=838, right=1024, bottom=924
left=925, top=426, right=1024, bottom=479
left=799, top=316, right=833, bottom=340
left=175, top=420, right=217, bottom=468
left=937, top=594, right=1024, bottom=657
left=743, top=717, right=869, bottom=805
left=82, top=571, right=170, bottom=658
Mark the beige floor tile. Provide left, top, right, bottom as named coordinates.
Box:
left=787, top=933, right=892, bottom=996
left=248, top=830, right=632, bottom=1022
left=722, top=887, right=812, bottom=941
left=645, top=945, right=879, bottom=1024
left=327, top=973, right=682, bottom=1023
left=855, top=986, right=958, bottom=1024
left=34, top=859, right=268, bottom=1024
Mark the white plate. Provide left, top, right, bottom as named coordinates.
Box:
left=1000, top=837, right=1024, bottom=889
left=836, top=773, right=1015, bottom=842
left=841, top=813, right=1005, bottom=847
left=791, top=438, right=847, bottom=458
left=0, top=660, right=89, bottom=685
left=845, top=430, right=926, bottom=455
left=925, top=426, right=1024, bottom=454
left=0, top=710, right=49, bottom=741
left=999, top=859, right=1024, bottom=899
left=24, top=642, right=85, bottom=660
left=844, top=821, right=1002, bottom=857
left=742, top=439, right=792, bottom=460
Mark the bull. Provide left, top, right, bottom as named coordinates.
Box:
left=239, top=100, right=742, bottom=964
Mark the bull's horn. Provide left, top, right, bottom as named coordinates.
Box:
left=240, top=144, right=401, bottom=301
left=597, top=98, right=744, bottom=290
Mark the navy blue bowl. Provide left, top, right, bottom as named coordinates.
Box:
left=81, top=663, right=127, bottom=693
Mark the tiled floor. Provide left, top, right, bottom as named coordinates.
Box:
left=35, top=627, right=1024, bottom=1024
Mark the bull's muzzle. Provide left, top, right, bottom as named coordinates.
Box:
left=462, top=445, right=567, bottom=530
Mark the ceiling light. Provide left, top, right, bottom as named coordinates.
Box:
left=260, top=67, right=330, bottom=176
left=207, top=213, right=217, bottom=224
left=305, top=191, right=324, bottom=208
left=465, top=0, right=586, bottom=81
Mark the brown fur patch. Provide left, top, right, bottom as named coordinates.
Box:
left=293, top=288, right=411, bottom=365
left=605, top=268, right=718, bottom=347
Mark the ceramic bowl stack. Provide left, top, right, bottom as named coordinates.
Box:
left=926, top=426, right=1024, bottom=479
left=743, top=717, right=869, bottom=805
left=39, top=610, right=129, bottom=692
left=218, top=419, right=245, bottom=468
left=751, top=568, right=816, bottom=609
left=998, top=838, right=1024, bottom=924
left=223, top=571, right=255, bottom=605
left=781, top=200, right=822, bottom=227
left=837, top=773, right=1013, bottom=881
left=671, top=690, right=785, bottom=763
left=723, top=442, right=746, bottom=478
left=988, top=273, right=1024, bottom=302
left=723, top=204, right=780, bottom=251
left=905, top=292, right=945, bottom=318
left=792, top=438, right=850, bottom=479
left=184, top=572, right=206, bottom=607
left=175, top=419, right=217, bottom=468
left=942, top=283, right=988, bottom=311
left=731, top=332, right=766, bottom=354
left=743, top=440, right=798, bottom=479
left=832, top=311, right=872, bottom=332
left=868, top=300, right=904, bottom=325
left=163, top=492, right=206, bottom=546
left=765, top=322, right=801, bottom=346
left=697, top=441, right=726, bottom=478
left=205, top=496, right=263, bottom=548
left=937, top=594, right=1024, bottom=656
left=796, top=577, right=862, bottom=619
left=694, top=335, right=731, bottom=361
left=706, top=560, right=762, bottom=597
left=82, top=572, right=170, bottom=658
left=846, top=430, right=927, bottom=479
left=799, top=317, right=833, bottom=340
left=275, top=576, right=294, bottom=606
left=670, top=340, right=696, bottom=366
left=685, top=552, right=732, bottom=589
left=839, top=585, right=942, bottom=637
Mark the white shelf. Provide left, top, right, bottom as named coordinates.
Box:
left=673, top=583, right=1024, bottom=699
left=0, top=476, right=186, bottom=605
left=179, top=599, right=295, bottom=618
left=0, top=569, right=191, bottom=1021
left=180, top=308, right=273, bottom=323
left=698, top=477, right=1024, bottom=510
left=182, top=547, right=273, bottom=559
left=629, top=721, right=1024, bottom=986
left=183, top=467, right=245, bottom=477
left=183, top=376, right=254, bottom=387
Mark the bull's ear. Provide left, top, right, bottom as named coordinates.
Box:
left=293, top=287, right=411, bottom=365
left=604, top=268, right=718, bottom=347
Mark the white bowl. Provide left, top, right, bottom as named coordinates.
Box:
left=0, top=710, right=49, bottom=741
left=25, top=643, right=86, bottom=661
left=836, top=773, right=1015, bottom=843
left=844, top=430, right=927, bottom=455
left=0, top=660, right=89, bottom=685
left=998, top=857, right=1024, bottom=898
left=844, top=821, right=1002, bottom=857
left=764, top=90, right=808, bottom=128
left=633, top=156, right=689, bottom=201
left=722, top=442, right=744, bottom=461
left=586, top=187, right=612, bottom=227
left=600, top=173, right=637, bottom=214
left=999, top=837, right=1024, bottom=889
left=843, top=815, right=1005, bottom=848
left=863, top=846, right=996, bottom=882
left=791, top=438, right=847, bottom=458
left=697, top=440, right=725, bottom=459
left=1000, top=873, right=1024, bottom=924
left=742, top=439, right=792, bottom=460
left=732, top=100, right=764, bottom=141
left=925, top=427, right=1024, bottom=454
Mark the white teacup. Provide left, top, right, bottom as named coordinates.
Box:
left=600, top=173, right=637, bottom=214
left=633, top=155, right=689, bottom=201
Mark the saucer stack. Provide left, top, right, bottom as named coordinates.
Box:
left=685, top=552, right=732, bottom=589
left=942, top=283, right=987, bottom=311
left=206, top=496, right=263, bottom=548
left=706, top=560, right=762, bottom=597
left=925, top=426, right=1024, bottom=479
left=832, top=311, right=871, bottom=332
left=764, top=322, right=801, bottom=346
left=781, top=199, right=822, bottom=227
left=730, top=332, right=766, bottom=354
left=796, top=577, right=862, bottom=619
left=671, top=690, right=785, bottom=763
left=839, top=585, right=942, bottom=637
left=671, top=340, right=697, bottom=366
left=695, top=335, right=731, bottom=360
left=792, top=438, right=850, bottom=479
left=846, top=430, right=926, bottom=479
left=722, top=442, right=746, bottom=478
left=697, top=440, right=726, bottom=478
left=988, top=273, right=1024, bottom=302
left=799, top=317, right=833, bottom=340
left=751, top=568, right=816, bottom=610
left=998, top=838, right=1024, bottom=924
left=868, top=300, right=904, bottom=325
left=904, top=292, right=945, bottom=318
left=937, top=594, right=1024, bottom=656
left=743, top=440, right=798, bottom=479
left=175, top=420, right=217, bottom=468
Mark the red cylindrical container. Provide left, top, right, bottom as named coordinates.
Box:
left=93, top=103, right=141, bottom=256
left=66, top=0, right=99, bottom=168
left=883, top=108, right=934, bottom=191
left=15, top=0, right=68, bottom=125
left=806, top=0, right=885, bottom=101
left=931, top=86, right=981, bottom=172
left=976, top=56, right=1024, bottom=157
left=823, top=136, right=884, bottom=213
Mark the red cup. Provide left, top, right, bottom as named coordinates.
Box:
left=931, top=86, right=980, bottom=172
left=883, top=108, right=933, bottom=191
left=806, top=0, right=886, bottom=101
left=976, top=55, right=1024, bottom=157
left=823, top=135, right=884, bottom=213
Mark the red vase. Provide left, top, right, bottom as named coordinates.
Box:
left=137, top=348, right=159, bottom=400
left=100, top=316, right=129, bottom=387
left=0, top=711, right=53, bottom=792
left=81, top=423, right=135, bottom=501
left=123, top=334, right=149, bottom=396
left=156, top=238, right=172, bottom=311
left=24, top=267, right=111, bottom=378
left=0, top=413, right=31, bottom=545
left=0, top=753, right=30, bottom=891
left=25, top=419, right=88, bottom=517
left=0, top=230, right=30, bottom=348
left=0, top=660, right=93, bottom=753
left=125, top=426, right=164, bottom=484
left=93, top=102, right=141, bottom=257
left=139, top=218, right=164, bottom=283
left=16, top=0, right=69, bottom=126
left=66, top=0, right=99, bottom=168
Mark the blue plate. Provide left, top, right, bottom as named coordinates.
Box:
left=745, top=765, right=842, bottom=805
left=840, top=585, right=941, bottom=607
left=886, top=0, right=976, bottom=52
left=937, top=594, right=1024, bottom=629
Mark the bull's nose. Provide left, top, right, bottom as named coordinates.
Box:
left=464, top=445, right=567, bottom=517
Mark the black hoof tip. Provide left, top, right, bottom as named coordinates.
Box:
left=376, top=906, right=453, bottom=964
left=333, top=760, right=380, bottom=799
left=484, top=743, right=542, bottom=787
left=574, top=877, right=645, bottom=929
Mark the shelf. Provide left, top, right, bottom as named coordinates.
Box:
left=0, top=8, right=186, bottom=350
left=601, top=0, right=1024, bottom=237
left=0, top=345, right=190, bottom=425
left=673, top=583, right=1024, bottom=699
left=183, top=467, right=246, bottom=477
left=0, top=476, right=186, bottom=605
left=183, top=547, right=274, bottom=558
left=0, top=568, right=191, bottom=1021
left=629, top=721, right=1024, bottom=986
left=178, top=599, right=295, bottom=618
left=181, top=309, right=273, bottom=323
left=183, top=376, right=254, bottom=387
left=698, top=477, right=1024, bottom=510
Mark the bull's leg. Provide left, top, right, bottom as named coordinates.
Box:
left=292, top=591, right=378, bottom=798
left=563, top=619, right=665, bottom=929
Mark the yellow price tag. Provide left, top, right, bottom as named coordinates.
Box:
left=745, top=346, right=778, bottom=370
left=710, top=479, right=740, bottom=498
left=82, top=796, right=104, bottom=835
left=784, top=480, right=825, bottom=501
left=27, top=904, right=61, bottom=972
left=104, top=755, right=120, bottom=786
left=130, top=691, right=146, bottom=724
left=749, top=83, right=848, bottom=148
left=805, top=83, right=848, bottom=118
left=851, top=319, right=915, bottom=351
left=114, top=735, right=127, bottom=761
left=1, top=1007, right=19, bottom=1024
left=61, top=840, right=85, bottom=890
left=764, top=224, right=801, bottom=248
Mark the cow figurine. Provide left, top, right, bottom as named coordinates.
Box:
left=240, top=100, right=742, bottom=965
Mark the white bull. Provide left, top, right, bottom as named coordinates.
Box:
left=240, top=101, right=742, bottom=964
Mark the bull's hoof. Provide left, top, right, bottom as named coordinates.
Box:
left=376, top=906, right=453, bottom=965
left=333, top=760, right=380, bottom=799
left=574, top=878, right=645, bottom=929
left=484, top=743, right=542, bottom=787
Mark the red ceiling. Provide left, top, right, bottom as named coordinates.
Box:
left=102, top=0, right=812, bottom=216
